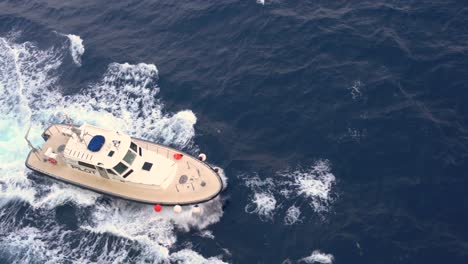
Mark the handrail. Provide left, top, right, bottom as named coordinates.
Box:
left=24, top=124, right=42, bottom=161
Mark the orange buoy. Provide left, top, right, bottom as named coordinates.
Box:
left=154, top=204, right=162, bottom=212
left=48, top=158, right=57, bottom=165
left=173, top=153, right=183, bottom=160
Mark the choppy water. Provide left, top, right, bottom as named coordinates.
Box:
left=1, top=1, right=468, bottom=263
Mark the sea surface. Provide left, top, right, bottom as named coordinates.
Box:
left=0, top=0, right=468, bottom=263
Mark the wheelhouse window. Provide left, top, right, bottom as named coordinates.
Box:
left=78, top=161, right=95, bottom=169
left=123, top=150, right=136, bottom=165
left=142, top=162, right=153, bottom=171
left=113, top=162, right=128, bottom=174
left=123, top=169, right=134, bottom=178
left=130, top=142, right=138, bottom=152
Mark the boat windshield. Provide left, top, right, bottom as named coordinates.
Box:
left=113, top=162, right=128, bottom=174
left=123, top=150, right=136, bottom=165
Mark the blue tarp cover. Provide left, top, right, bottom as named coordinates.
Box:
left=88, top=135, right=105, bottom=152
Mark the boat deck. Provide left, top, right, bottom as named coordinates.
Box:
left=25, top=124, right=223, bottom=205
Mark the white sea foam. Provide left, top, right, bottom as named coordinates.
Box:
left=33, top=183, right=100, bottom=209
left=216, top=167, right=228, bottom=190
left=198, top=230, right=215, bottom=239
left=66, top=34, right=85, bottom=66
left=0, top=37, right=61, bottom=205
left=83, top=201, right=176, bottom=254
left=241, top=161, right=336, bottom=222
left=241, top=175, right=278, bottom=220
left=170, top=249, right=227, bottom=264
left=300, top=250, right=334, bottom=264
left=346, top=127, right=366, bottom=142
left=347, top=80, right=363, bottom=100
left=0, top=33, right=225, bottom=263
left=256, top=0, right=265, bottom=5
left=0, top=227, right=61, bottom=264
left=0, top=36, right=103, bottom=208
left=245, top=192, right=277, bottom=221
left=0, top=220, right=226, bottom=264
left=82, top=197, right=225, bottom=262
left=65, top=62, right=197, bottom=148
left=244, top=175, right=275, bottom=190
left=284, top=205, right=302, bottom=225
left=281, top=160, right=336, bottom=213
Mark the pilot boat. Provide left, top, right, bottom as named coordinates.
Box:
left=25, top=123, right=223, bottom=206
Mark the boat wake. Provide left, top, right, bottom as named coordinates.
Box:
left=65, top=34, right=84, bottom=66
left=0, top=32, right=226, bottom=263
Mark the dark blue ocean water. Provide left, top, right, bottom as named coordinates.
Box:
left=0, top=0, right=468, bottom=263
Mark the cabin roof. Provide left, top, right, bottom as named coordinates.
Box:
left=63, top=124, right=131, bottom=168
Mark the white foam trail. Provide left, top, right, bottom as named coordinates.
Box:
left=0, top=37, right=62, bottom=205
left=66, top=34, right=84, bottom=66
left=0, top=36, right=101, bottom=207
left=65, top=62, right=197, bottom=148
left=300, top=250, right=334, bottom=264
left=33, top=183, right=100, bottom=209
left=155, top=110, right=197, bottom=147
left=85, top=197, right=224, bottom=235
left=256, top=0, right=265, bottom=5
left=284, top=205, right=302, bottom=225
left=1, top=222, right=225, bottom=264
left=83, top=201, right=175, bottom=260
left=170, top=249, right=227, bottom=264
left=0, top=227, right=61, bottom=264
left=83, top=197, right=225, bottom=262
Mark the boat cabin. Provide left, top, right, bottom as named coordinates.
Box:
left=61, top=124, right=176, bottom=188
